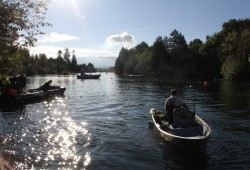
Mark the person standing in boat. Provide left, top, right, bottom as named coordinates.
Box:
left=39, top=80, right=52, bottom=91
left=165, top=89, right=188, bottom=124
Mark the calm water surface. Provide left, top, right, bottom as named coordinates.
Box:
left=0, top=73, right=249, bottom=170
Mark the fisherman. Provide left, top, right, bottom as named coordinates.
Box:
left=165, top=89, right=188, bottom=124
left=39, top=80, right=52, bottom=91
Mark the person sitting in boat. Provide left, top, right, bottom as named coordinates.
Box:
left=39, top=80, right=52, bottom=91
left=165, top=89, right=188, bottom=125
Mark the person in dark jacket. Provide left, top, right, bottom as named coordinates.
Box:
left=165, top=89, right=188, bottom=124
left=39, top=80, right=52, bottom=91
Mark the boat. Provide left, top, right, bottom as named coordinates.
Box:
left=0, top=85, right=66, bottom=105
left=77, top=73, right=101, bottom=79
left=124, top=74, right=144, bottom=78
left=149, top=108, right=211, bottom=152
left=0, top=154, right=17, bottom=169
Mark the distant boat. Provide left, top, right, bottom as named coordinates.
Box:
left=124, top=74, right=144, bottom=78
left=149, top=108, right=211, bottom=152
left=77, top=73, right=101, bottom=79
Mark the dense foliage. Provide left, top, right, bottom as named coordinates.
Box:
left=0, top=0, right=249, bottom=82
left=115, top=19, right=250, bottom=81
left=0, top=0, right=96, bottom=84
left=15, top=48, right=96, bottom=75
left=0, top=0, right=51, bottom=76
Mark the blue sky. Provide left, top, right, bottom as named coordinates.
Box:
left=30, top=0, right=250, bottom=66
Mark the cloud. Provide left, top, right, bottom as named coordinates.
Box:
left=106, top=31, right=135, bottom=49
left=39, top=32, right=80, bottom=43
left=29, top=45, right=117, bottom=58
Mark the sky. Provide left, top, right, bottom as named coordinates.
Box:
left=29, top=0, right=250, bottom=67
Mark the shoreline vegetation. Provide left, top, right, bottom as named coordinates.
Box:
left=114, top=19, right=250, bottom=82
left=1, top=18, right=250, bottom=82
left=0, top=0, right=249, bottom=83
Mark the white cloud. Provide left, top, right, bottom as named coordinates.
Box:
left=29, top=45, right=117, bottom=58
left=106, top=31, right=135, bottom=49
left=39, top=32, right=80, bottom=43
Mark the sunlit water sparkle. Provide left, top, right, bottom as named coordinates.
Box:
left=0, top=73, right=249, bottom=169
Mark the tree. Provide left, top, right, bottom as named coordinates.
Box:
left=87, top=63, right=95, bottom=72
left=58, top=50, right=63, bottom=58
left=151, top=36, right=170, bottom=76
left=168, top=29, right=188, bottom=55
left=189, top=39, right=204, bottom=54
left=71, top=50, right=78, bottom=73
left=187, top=39, right=204, bottom=79
left=167, top=30, right=189, bottom=79
left=0, top=0, right=51, bottom=47
left=63, top=47, right=71, bottom=63
left=135, top=41, right=149, bottom=53
left=198, top=32, right=223, bottom=79
left=134, top=49, right=153, bottom=75
left=115, top=47, right=130, bottom=74
left=220, top=19, right=250, bottom=80
left=56, top=55, right=67, bottom=74
left=0, top=0, right=51, bottom=77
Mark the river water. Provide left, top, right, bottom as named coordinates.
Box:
left=0, top=73, right=249, bottom=170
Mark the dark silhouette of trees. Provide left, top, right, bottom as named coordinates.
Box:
left=1, top=7, right=249, bottom=82
left=151, top=36, right=170, bottom=77
left=220, top=19, right=250, bottom=80
left=71, top=50, right=78, bottom=73
left=167, top=30, right=189, bottom=79
left=0, top=0, right=51, bottom=77
left=115, top=19, right=250, bottom=81
left=0, top=46, right=97, bottom=75
left=115, top=47, right=130, bottom=74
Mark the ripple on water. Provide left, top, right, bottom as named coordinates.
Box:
left=0, top=97, right=92, bottom=169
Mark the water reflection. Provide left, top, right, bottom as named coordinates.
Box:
left=219, top=81, right=250, bottom=111
left=0, top=96, right=91, bottom=169
left=162, top=147, right=209, bottom=170
left=0, top=74, right=249, bottom=169
left=152, top=129, right=209, bottom=170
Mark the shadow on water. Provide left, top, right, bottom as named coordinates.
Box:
left=150, top=125, right=209, bottom=170
left=0, top=93, right=65, bottom=112
left=160, top=141, right=209, bottom=170
left=0, top=104, right=26, bottom=120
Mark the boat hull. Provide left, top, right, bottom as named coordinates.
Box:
left=77, top=74, right=101, bottom=79
left=0, top=86, right=66, bottom=105
left=158, top=128, right=209, bottom=152
left=151, top=110, right=211, bottom=152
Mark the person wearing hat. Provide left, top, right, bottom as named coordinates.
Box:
left=165, top=89, right=188, bottom=124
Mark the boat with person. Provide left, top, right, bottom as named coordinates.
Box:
left=0, top=85, right=66, bottom=105
left=149, top=107, right=211, bottom=152
left=77, top=73, right=101, bottom=79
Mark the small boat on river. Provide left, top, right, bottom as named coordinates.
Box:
left=0, top=85, right=66, bottom=105
left=77, top=73, right=101, bottom=79
left=124, top=74, right=144, bottom=78
left=149, top=108, right=211, bottom=152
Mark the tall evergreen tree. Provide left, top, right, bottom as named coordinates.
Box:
left=63, top=48, right=71, bottom=63
left=71, top=50, right=78, bottom=73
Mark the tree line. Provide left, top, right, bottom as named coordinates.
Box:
left=0, top=0, right=96, bottom=79
left=7, top=47, right=97, bottom=75
left=115, top=18, right=250, bottom=81
left=1, top=0, right=250, bottom=82
left=0, top=0, right=95, bottom=75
